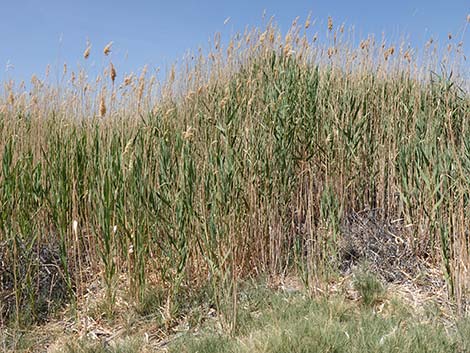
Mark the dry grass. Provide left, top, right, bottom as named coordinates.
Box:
left=1, top=275, right=465, bottom=353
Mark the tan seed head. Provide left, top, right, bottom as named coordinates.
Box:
left=7, top=91, right=14, bottom=105
left=99, top=96, right=106, bottom=117
left=110, top=62, right=116, bottom=84
left=123, top=74, right=133, bottom=86
left=269, top=30, right=275, bottom=43
left=404, top=50, right=412, bottom=63
left=103, top=41, right=113, bottom=56
left=384, top=46, right=395, bottom=61
left=305, top=14, right=311, bottom=29
left=83, top=41, right=91, bottom=59
left=327, top=47, right=336, bottom=58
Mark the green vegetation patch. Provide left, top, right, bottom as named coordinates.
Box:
left=170, top=280, right=470, bottom=353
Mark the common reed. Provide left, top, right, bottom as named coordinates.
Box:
left=0, top=16, right=469, bottom=329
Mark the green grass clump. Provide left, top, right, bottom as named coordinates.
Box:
left=170, top=284, right=468, bottom=353
left=354, top=270, right=386, bottom=307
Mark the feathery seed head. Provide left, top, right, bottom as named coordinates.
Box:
left=283, top=43, right=294, bottom=57
left=31, top=74, right=39, bottom=85
left=285, top=32, right=292, bottom=45
left=327, top=47, right=336, bottom=58
left=292, top=16, right=299, bottom=27
left=269, top=30, right=275, bottom=43
left=246, top=33, right=251, bottom=44
left=360, top=39, right=369, bottom=50
left=384, top=46, right=395, bottom=61
left=110, top=62, right=116, bottom=84
left=259, top=31, right=267, bottom=44
left=305, top=14, right=311, bottom=29
left=7, top=91, right=14, bottom=105
left=404, top=50, right=412, bottom=63
left=227, top=40, right=234, bottom=56
left=103, top=41, right=113, bottom=56
left=99, top=95, right=106, bottom=117
left=425, top=38, right=434, bottom=49
left=83, top=45, right=91, bottom=59
left=328, top=17, right=333, bottom=31
left=123, top=73, right=133, bottom=86
left=169, top=65, right=175, bottom=82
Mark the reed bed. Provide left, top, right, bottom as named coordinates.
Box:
left=0, top=17, right=469, bottom=328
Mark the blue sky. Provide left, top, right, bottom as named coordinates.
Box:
left=1, top=0, right=469, bottom=84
